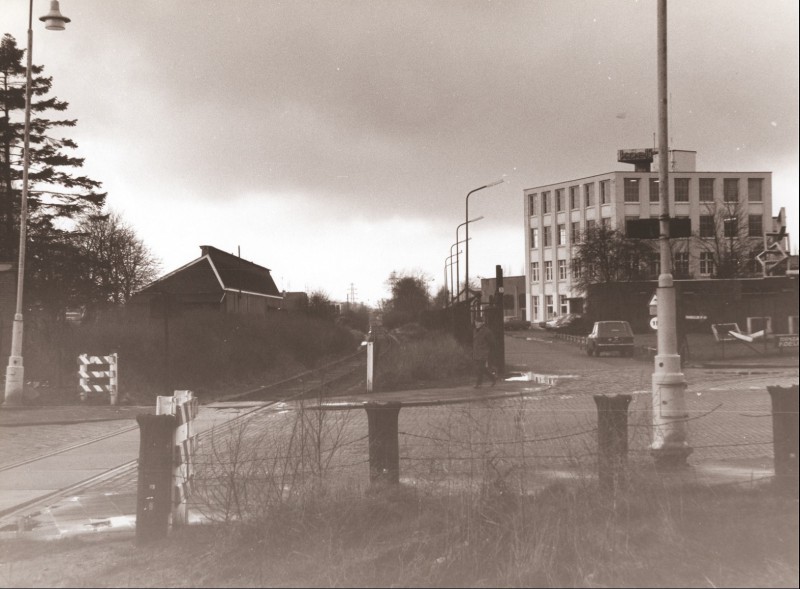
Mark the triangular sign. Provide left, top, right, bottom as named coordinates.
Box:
left=648, top=294, right=658, bottom=307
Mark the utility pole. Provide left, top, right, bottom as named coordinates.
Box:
left=651, top=0, right=691, bottom=468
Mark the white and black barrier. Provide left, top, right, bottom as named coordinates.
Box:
left=136, top=390, right=198, bottom=544
left=78, top=353, right=118, bottom=404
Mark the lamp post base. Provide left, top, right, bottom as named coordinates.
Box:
left=4, top=359, right=25, bottom=406
left=651, top=353, right=692, bottom=469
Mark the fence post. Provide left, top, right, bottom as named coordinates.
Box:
left=365, top=402, right=401, bottom=485
left=135, top=414, right=176, bottom=544
left=767, top=385, right=799, bottom=492
left=594, top=394, right=632, bottom=494
left=108, top=353, right=118, bottom=406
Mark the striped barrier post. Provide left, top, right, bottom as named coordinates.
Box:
left=78, top=353, right=119, bottom=405
left=156, top=390, right=199, bottom=526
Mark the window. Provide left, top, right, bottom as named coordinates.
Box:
left=624, top=178, right=640, bottom=203
left=555, top=188, right=565, bottom=212
left=530, top=262, right=540, bottom=282
left=586, top=219, right=596, bottom=232
left=530, top=227, right=539, bottom=249
left=674, top=178, right=690, bottom=202
left=724, top=216, right=738, bottom=238
left=571, top=221, right=581, bottom=243
left=748, top=214, right=763, bottom=237
left=748, top=178, right=763, bottom=202
left=724, top=178, right=739, bottom=202
left=557, top=224, right=566, bottom=245
left=542, top=191, right=550, bottom=214
left=558, top=259, right=567, bottom=280
left=528, top=193, right=538, bottom=216
left=699, top=178, right=714, bottom=202
left=674, top=252, right=690, bottom=277
left=559, top=294, right=569, bottom=315
left=649, top=178, right=660, bottom=203
left=699, top=215, right=715, bottom=237
left=600, top=180, right=611, bottom=204
left=545, top=295, right=554, bottom=318
left=699, top=252, right=715, bottom=276
left=601, top=217, right=610, bottom=227
left=648, top=253, right=660, bottom=277
left=544, top=261, right=553, bottom=281
left=531, top=296, right=539, bottom=322
left=572, top=262, right=582, bottom=279
left=543, top=226, right=552, bottom=247
left=569, top=186, right=579, bottom=209
left=584, top=183, right=595, bottom=207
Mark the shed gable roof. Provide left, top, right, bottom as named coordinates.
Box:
left=137, top=245, right=281, bottom=299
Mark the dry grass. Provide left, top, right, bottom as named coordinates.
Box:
left=1, top=479, right=796, bottom=588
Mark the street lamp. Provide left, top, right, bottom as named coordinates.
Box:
left=454, top=216, right=483, bottom=301
left=449, top=237, right=471, bottom=304
left=651, top=0, right=690, bottom=467
left=4, top=0, right=70, bottom=405
left=464, top=180, right=503, bottom=306
left=443, top=250, right=461, bottom=307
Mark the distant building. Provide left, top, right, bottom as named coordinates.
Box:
left=131, top=245, right=283, bottom=316
left=480, top=275, right=526, bottom=320
left=523, top=148, right=790, bottom=323
left=281, top=291, right=309, bottom=312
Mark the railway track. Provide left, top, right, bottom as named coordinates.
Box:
left=0, top=347, right=374, bottom=527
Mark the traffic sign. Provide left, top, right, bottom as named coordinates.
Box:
left=650, top=317, right=658, bottom=330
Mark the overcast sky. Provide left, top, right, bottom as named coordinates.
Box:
left=3, top=0, right=798, bottom=305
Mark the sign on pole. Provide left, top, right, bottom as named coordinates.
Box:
left=650, top=317, right=658, bottom=331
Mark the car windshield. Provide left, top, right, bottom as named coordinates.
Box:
left=596, top=322, right=633, bottom=337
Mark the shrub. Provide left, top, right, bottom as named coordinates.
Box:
left=376, top=330, right=470, bottom=390
left=23, top=308, right=359, bottom=403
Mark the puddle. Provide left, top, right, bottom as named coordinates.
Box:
left=504, top=372, right=580, bottom=384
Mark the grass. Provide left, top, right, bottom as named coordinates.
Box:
left=375, top=328, right=472, bottom=391
left=1, top=480, right=796, bottom=588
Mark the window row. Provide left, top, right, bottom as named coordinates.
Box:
left=529, top=177, right=765, bottom=214
left=530, top=250, right=761, bottom=283
left=623, top=177, right=764, bottom=204
left=530, top=219, right=611, bottom=248
left=531, top=294, right=570, bottom=320
left=528, top=180, right=611, bottom=215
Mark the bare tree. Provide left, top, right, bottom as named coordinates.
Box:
left=694, top=199, right=761, bottom=279
left=572, top=225, right=654, bottom=293
left=76, top=211, right=160, bottom=306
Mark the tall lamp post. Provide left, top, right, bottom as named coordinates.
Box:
left=4, top=0, right=70, bottom=405
left=443, top=251, right=460, bottom=307
left=464, top=180, right=503, bottom=306
left=454, top=216, right=483, bottom=302
left=651, top=0, right=691, bottom=467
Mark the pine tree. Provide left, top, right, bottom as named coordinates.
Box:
left=0, top=33, right=107, bottom=317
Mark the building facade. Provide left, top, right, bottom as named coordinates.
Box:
left=523, top=148, right=779, bottom=323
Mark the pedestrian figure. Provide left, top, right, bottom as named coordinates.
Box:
left=472, top=319, right=497, bottom=388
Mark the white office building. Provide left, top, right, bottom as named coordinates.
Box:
left=523, top=148, right=781, bottom=323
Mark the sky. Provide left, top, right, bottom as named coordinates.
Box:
left=3, top=0, right=798, bottom=306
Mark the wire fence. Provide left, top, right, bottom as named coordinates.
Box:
left=186, top=376, right=788, bottom=523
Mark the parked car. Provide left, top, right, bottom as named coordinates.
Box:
left=586, top=320, right=635, bottom=357
left=553, top=313, right=589, bottom=334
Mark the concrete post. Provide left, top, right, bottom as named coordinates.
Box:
left=651, top=0, right=691, bottom=469
left=365, top=402, right=401, bottom=485
left=135, top=414, right=176, bottom=544
left=594, top=394, right=632, bottom=493
left=767, top=385, right=799, bottom=491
